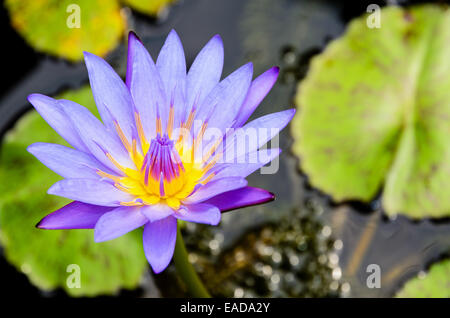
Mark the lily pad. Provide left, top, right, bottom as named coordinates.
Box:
left=0, top=86, right=148, bottom=296
left=121, top=0, right=176, bottom=17
left=396, top=259, right=450, bottom=298
left=5, top=0, right=125, bottom=61
left=292, top=5, right=450, bottom=219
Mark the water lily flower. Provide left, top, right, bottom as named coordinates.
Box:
left=28, top=30, right=295, bottom=273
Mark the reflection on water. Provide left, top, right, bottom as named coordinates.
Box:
left=0, top=0, right=449, bottom=297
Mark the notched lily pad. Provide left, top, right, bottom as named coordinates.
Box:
left=5, top=0, right=125, bottom=61
left=0, top=86, right=147, bottom=296
left=396, top=259, right=450, bottom=298
left=292, top=5, right=450, bottom=219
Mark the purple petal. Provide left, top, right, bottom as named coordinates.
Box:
left=27, top=142, right=115, bottom=180
left=156, top=29, right=186, bottom=128
left=37, top=201, right=114, bottom=229
left=183, top=177, right=247, bottom=204
left=27, top=94, right=88, bottom=152
left=83, top=52, right=136, bottom=143
left=143, top=216, right=177, bottom=273
left=94, top=206, right=148, bottom=242
left=204, top=186, right=275, bottom=212
left=141, top=204, right=175, bottom=222
left=234, top=67, right=279, bottom=127
left=126, top=32, right=167, bottom=139
left=60, top=99, right=134, bottom=173
left=48, top=179, right=134, bottom=207
left=174, top=203, right=221, bottom=225
left=186, top=34, right=224, bottom=116
left=212, top=148, right=281, bottom=180
left=224, top=109, right=296, bottom=159
left=195, top=62, right=253, bottom=134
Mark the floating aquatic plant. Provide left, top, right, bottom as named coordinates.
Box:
left=292, top=5, right=450, bottom=219
left=27, top=30, right=294, bottom=293
left=5, top=0, right=177, bottom=61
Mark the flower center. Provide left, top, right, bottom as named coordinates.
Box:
left=141, top=133, right=185, bottom=196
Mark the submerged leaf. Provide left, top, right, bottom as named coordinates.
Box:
left=5, top=0, right=125, bottom=61
left=292, top=5, right=450, bottom=218
left=396, top=259, right=450, bottom=298
left=0, top=86, right=147, bottom=296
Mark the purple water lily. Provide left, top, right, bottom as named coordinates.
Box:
left=28, top=30, right=295, bottom=273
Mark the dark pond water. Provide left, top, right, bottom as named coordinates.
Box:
left=0, top=0, right=449, bottom=298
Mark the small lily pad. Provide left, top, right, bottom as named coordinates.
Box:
left=121, top=0, right=176, bottom=17
left=396, top=259, right=450, bottom=298
left=0, top=86, right=148, bottom=296
left=292, top=5, right=450, bottom=219
left=5, top=0, right=125, bottom=61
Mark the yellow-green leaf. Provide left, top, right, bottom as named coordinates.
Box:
left=292, top=5, right=450, bottom=219
left=121, top=0, right=176, bottom=17
left=396, top=259, right=450, bottom=298
left=5, top=0, right=125, bottom=61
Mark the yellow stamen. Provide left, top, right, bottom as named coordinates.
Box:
left=167, top=106, right=174, bottom=138
left=96, top=170, right=121, bottom=183
left=134, top=112, right=149, bottom=152
left=114, top=121, right=131, bottom=153
left=106, top=153, right=126, bottom=171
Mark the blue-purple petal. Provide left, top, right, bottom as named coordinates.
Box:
left=27, top=94, right=88, bottom=152
left=195, top=62, right=253, bottom=134
left=223, top=109, right=296, bottom=159
left=126, top=32, right=167, bottom=139
left=94, top=206, right=148, bottom=242
left=186, top=34, right=224, bottom=117
left=37, top=201, right=114, bottom=229
left=212, top=148, right=281, bottom=180
left=141, top=204, right=175, bottom=222
left=234, top=67, right=279, bottom=127
left=83, top=52, right=136, bottom=143
left=48, top=179, right=134, bottom=207
left=156, top=29, right=186, bottom=128
left=27, top=142, right=115, bottom=180
left=183, top=177, right=247, bottom=204
left=204, top=186, right=275, bottom=212
left=60, top=99, right=134, bottom=172
left=143, top=216, right=177, bottom=274
left=174, top=203, right=221, bottom=225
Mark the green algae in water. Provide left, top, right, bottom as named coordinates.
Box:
left=0, top=86, right=147, bottom=296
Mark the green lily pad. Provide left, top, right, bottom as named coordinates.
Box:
left=292, top=5, right=450, bottom=219
left=0, top=86, right=148, bottom=296
left=5, top=0, right=125, bottom=61
left=121, top=0, right=176, bottom=17
left=396, top=259, right=450, bottom=298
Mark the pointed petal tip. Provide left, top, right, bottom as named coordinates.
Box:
left=35, top=218, right=44, bottom=229
left=212, top=34, right=222, bottom=41
left=168, top=29, right=179, bottom=37
left=94, top=231, right=107, bottom=243
left=27, top=93, right=41, bottom=104
left=47, top=182, right=60, bottom=196
left=271, top=66, right=280, bottom=75
left=27, top=93, right=52, bottom=106
left=26, top=143, right=36, bottom=154
left=82, top=51, right=96, bottom=60
left=209, top=34, right=223, bottom=47
left=128, top=30, right=142, bottom=43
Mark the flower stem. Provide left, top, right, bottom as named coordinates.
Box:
left=173, top=224, right=211, bottom=298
